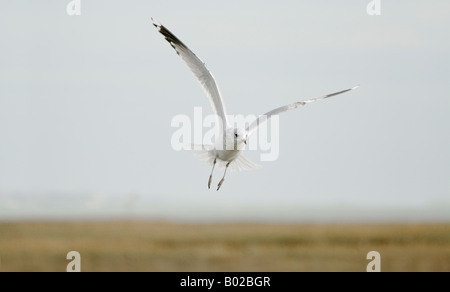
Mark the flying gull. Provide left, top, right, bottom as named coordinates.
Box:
left=152, top=18, right=358, bottom=190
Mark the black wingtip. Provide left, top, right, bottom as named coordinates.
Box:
left=157, top=24, right=189, bottom=50
left=151, top=17, right=160, bottom=29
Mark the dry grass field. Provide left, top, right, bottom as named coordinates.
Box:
left=0, top=221, right=449, bottom=272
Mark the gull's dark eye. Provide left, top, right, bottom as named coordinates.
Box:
left=234, top=133, right=238, bottom=138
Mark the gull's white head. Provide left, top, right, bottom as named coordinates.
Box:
left=231, top=128, right=248, bottom=151
left=233, top=128, right=248, bottom=145
left=217, top=128, right=248, bottom=151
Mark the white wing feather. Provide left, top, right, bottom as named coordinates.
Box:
left=152, top=18, right=228, bottom=129
left=246, top=86, right=359, bottom=134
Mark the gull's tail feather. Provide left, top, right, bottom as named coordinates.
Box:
left=229, top=154, right=261, bottom=172
left=191, top=144, right=215, bottom=165
left=190, top=144, right=260, bottom=172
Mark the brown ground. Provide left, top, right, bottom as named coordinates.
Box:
left=0, top=221, right=449, bottom=272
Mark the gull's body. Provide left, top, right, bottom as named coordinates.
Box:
left=214, top=128, right=245, bottom=162
left=152, top=18, right=358, bottom=190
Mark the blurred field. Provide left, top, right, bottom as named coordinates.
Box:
left=0, top=221, right=449, bottom=272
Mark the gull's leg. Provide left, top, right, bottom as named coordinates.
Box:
left=217, top=161, right=231, bottom=191
left=208, top=158, right=217, bottom=189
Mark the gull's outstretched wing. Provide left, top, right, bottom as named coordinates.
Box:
left=152, top=18, right=228, bottom=128
left=246, top=86, right=359, bottom=134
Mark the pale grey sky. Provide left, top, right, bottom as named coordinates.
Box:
left=0, top=1, right=449, bottom=221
